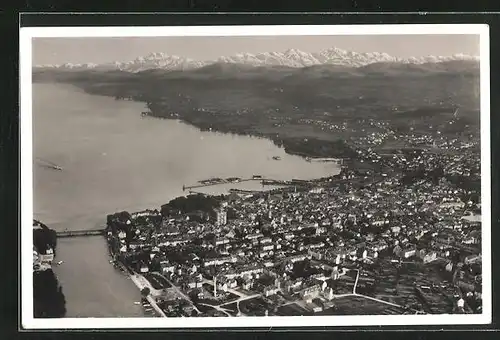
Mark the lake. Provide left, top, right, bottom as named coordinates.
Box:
left=32, top=83, right=340, bottom=317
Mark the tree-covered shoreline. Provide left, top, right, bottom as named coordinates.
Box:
left=33, top=220, right=67, bottom=318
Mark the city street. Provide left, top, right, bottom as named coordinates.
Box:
left=161, top=275, right=202, bottom=314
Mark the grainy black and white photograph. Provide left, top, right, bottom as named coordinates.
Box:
left=21, top=25, right=491, bottom=328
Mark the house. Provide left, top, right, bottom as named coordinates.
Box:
left=223, top=266, right=264, bottom=279
left=372, top=220, right=386, bottom=227
left=225, top=230, right=236, bottom=239
left=160, top=261, right=176, bottom=274
left=162, top=223, right=180, bottom=236
left=38, top=247, right=54, bottom=263
left=203, top=255, right=237, bottom=267
left=309, top=242, right=325, bottom=250
left=311, top=273, right=328, bottom=282
left=242, top=279, right=253, bottom=290
left=403, top=245, right=417, bottom=259
left=333, top=253, right=342, bottom=265
left=309, top=187, right=324, bottom=194
left=264, top=261, right=275, bottom=268
left=129, top=241, right=141, bottom=250
left=423, top=251, right=437, bottom=264
left=182, top=304, right=194, bottom=315
left=316, top=226, right=327, bottom=235
left=313, top=305, right=323, bottom=313
left=246, top=233, right=264, bottom=240
left=356, top=248, right=368, bottom=260
left=139, top=262, right=149, bottom=273
left=324, top=287, right=335, bottom=301
left=262, top=244, right=274, bottom=252
left=299, top=284, right=321, bottom=299
left=309, top=250, right=324, bottom=261
left=463, top=236, right=478, bottom=245
left=214, top=238, right=230, bottom=246
left=287, top=254, right=309, bottom=263
left=464, top=254, right=481, bottom=265
left=393, top=245, right=403, bottom=257
left=264, top=286, right=280, bottom=297
left=260, top=237, right=272, bottom=244
left=217, top=282, right=228, bottom=292
left=391, top=226, right=401, bottom=234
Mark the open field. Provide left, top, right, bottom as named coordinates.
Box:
left=321, top=295, right=406, bottom=315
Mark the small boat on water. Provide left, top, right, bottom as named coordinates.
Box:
left=36, top=158, right=63, bottom=171
left=134, top=302, right=141, bottom=305
left=56, top=261, right=64, bottom=265
left=272, top=156, right=281, bottom=161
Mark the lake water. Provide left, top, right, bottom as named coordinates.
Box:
left=32, top=83, right=340, bottom=317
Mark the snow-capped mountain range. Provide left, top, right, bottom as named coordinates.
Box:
left=35, top=47, right=479, bottom=73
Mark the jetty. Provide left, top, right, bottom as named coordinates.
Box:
left=306, top=158, right=344, bottom=164
left=182, top=177, right=294, bottom=191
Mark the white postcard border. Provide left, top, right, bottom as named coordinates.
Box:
left=20, top=24, right=491, bottom=329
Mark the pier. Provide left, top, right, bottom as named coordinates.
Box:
left=306, top=158, right=344, bottom=164
left=56, top=228, right=106, bottom=238
left=182, top=177, right=294, bottom=191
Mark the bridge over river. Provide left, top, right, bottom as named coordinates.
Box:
left=56, top=228, right=107, bottom=238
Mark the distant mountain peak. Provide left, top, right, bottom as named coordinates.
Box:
left=34, top=46, right=479, bottom=73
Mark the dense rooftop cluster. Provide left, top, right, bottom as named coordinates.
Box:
left=105, top=131, right=482, bottom=317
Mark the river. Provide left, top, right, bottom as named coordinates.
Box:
left=32, top=83, right=340, bottom=317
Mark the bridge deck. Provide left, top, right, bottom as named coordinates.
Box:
left=56, top=229, right=106, bottom=238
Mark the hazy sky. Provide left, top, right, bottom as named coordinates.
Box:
left=32, top=35, right=480, bottom=65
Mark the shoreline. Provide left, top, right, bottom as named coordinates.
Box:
left=33, top=80, right=360, bottom=161
left=143, top=109, right=358, bottom=160
left=106, top=238, right=153, bottom=317
left=106, top=235, right=167, bottom=318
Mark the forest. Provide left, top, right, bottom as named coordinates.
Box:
left=160, top=193, right=224, bottom=216
left=33, top=269, right=67, bottom=318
